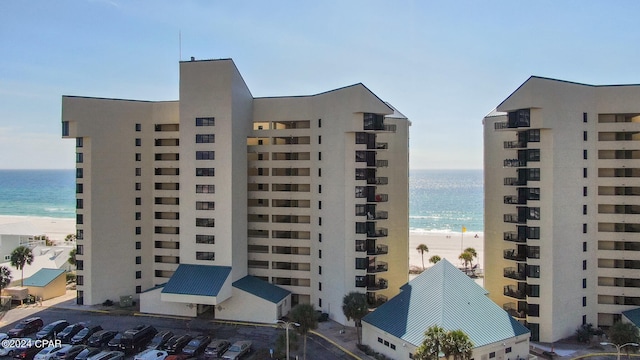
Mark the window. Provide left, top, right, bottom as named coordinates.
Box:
left=489, top=352, right=496, bottom=359
left=196, top=218, right=215, bottom=227
left=76, top=168, right=83, bottom=178
left=76, top=229, right=84, bottom=240
left=318, top=201, right=322, bottom=209
left=319, top=282, right=322, bottom=291
left=135, top=197, right=141, bottom=205
left=136, top=286, right=142, bottom=294
left=76, top=214, right=83, bottom=224
left=583, top=260, right=587, bottom=270
left=583, top=242, right=587, bottom=252
left=136, top=271, right=141, bottom=279
left=196, top=117, right=215, bottom=126
left=319, top=233, right=322, bottom=242
left=135, top=256, right=141, bottom=264
left=196, top=235, right=215, bottom=244
left=356, top=222, right=367, bottom=234
left=135, top=212, right=141, bottom=220
left=62, top=121, right=69, bottom=136
left=355, top=258, right=367, bottom=269
left=318, top=118, right=322, bottom=128
left=506, top=347, right=512, bottom=354
left=196, top=252, right=215, bottom=261
left=136, top=183, right=141, bottom=191
left=135, top=241, right=141, bottom=250
left=135, top=123, right=141, bottom=131
left=583, top=278, right=587, bottom=288
left=196, top=151, right=215, bottom=160
left=135, top=138, right=141, bottom=146
left=583, top=223, right=587, bottom=233
left=196, top=185, right=215, bottom=193
left=76, top=138, right=83, bottom=147
left=318, top=184, right=322, bottom=193
left=378, top=338, right=383, bottom=344
left=583, top=150, right=588, bottom=160
left=135, top=227, right=141, bottom=235
left=583, top=315, right=587, bottom=325
left=76, top=245, right=84, bottom=255
left=196, top=201, right=215, bottom=210
left=583, top=131, right=588, bottom=141
left=583, top=187, right=588, bottom=196
left=76, top=153, right=83, bottom=163
left=583, top=168, right=588, bottom=178
left=318, top=152, right=322, bottom=161
left=196, top=168, right=215, bottom=176
left=582, top=296, right=587, bottom=306
left=318, top=135, right=322, bottom=144
left=76, top=260, right=84, bottom=270
left=528, top=227, right=540, bottom=239
left=135, top=153, right=141, bottom=161
left=76, top=184, right=83, bottom=194
left=76, top=199, right=83, bottom=209
left=318, top=168, right=322, bottom=177
left=196, top=134, right=215, bottom=143
left=319, top=266, right=322, bottom=275
left=135, top=168, right=141, bottom=176
left=319, top=249, right=322, bottom=258
left=583, top=205, right=587, bottom=215
left=319, top=298, right=322, bottom=307
left=583, top=112, right=588, bottom=123
left=76, top=275, right=84, bottom=285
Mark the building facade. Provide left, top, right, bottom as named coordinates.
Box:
left=484, top=76, right=640, bottom=342
left=62, top=58, right=409, bottom=323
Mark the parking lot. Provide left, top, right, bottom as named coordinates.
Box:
left=0, top=302, right=356, bottom=360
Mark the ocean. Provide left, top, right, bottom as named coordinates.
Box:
left=0, top=169, right=484, bottom=232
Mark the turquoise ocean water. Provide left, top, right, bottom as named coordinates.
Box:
left=0, top=169, right=484, bottom=232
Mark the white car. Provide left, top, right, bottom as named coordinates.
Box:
left=0, top=336, right=30, bottom=357
left=134, top=349, right=169, bottom=360
left=222, top=341, right=251, bottom=360
left=34, top=346, right=66, bottom=360
left=88, top=351, right=125, bottom=360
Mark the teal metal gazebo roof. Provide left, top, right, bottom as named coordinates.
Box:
left=23, top=268, right=65, bottom=287
left=233, top=275, right=290, bottom=304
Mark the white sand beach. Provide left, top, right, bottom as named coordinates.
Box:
left=0, top=215, right=76, bottom=243
left=409, top=230, right=484, bottom=272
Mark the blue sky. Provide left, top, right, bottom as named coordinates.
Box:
left=1, top=1, right=640, bottom=169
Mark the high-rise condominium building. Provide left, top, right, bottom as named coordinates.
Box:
left=484, top=76, right=640, bottom=342
left=61, top=58, right=409, bottom=323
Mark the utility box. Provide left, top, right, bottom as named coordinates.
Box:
left=120, top=295, right=133, bottom=307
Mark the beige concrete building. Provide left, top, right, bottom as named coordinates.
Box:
left=61, top=58, right=410, bottom=323
left=484, top=76, right=640, bottom=342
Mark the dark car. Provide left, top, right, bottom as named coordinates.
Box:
left=147, top=331, right=173, bottom=350
left=119, top=325, right=157, bottom=354
left=13, top=346, right=41, bottom=360
left=203, top=340, right=230, bottom=360
left=57, top=324, right=86, bottom=343
left=73, top=348, right=101, bottom=360
left=36, top=320, right=69, bottom=340
left=163, top=335, right=192, bottom=355
left=86, top=331, right=117, bottom=348
left=8, top=318, right=44, bottom=338
left=106, top=333, right=123, bottom=352
left=71, top=326, right=103, bottom=345
left=181, top=336, right=211, bottom=357
left=55, top=345, right=87, bottom=360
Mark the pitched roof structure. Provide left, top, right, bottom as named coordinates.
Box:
left=23, top=268, right=65, bottom=287
left=233, top=275, right=290, bottom=304
left=622, top=308, right=640, bottom=327
left=363, top=259, right=529, bottom=347
left=161, top=264, right=231, bottom=297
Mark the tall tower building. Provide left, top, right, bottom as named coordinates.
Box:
left=62, top=58, right=409, bottom=323
left=484, top=76, right=640, bottom=342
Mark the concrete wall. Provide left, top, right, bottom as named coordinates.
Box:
left=216, top=287, right=291, bottom=324
left=139, top=287, right=197, bottom=317
left=25, top=275, right=66, bottom=301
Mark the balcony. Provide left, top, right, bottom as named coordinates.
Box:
left=376, top=142, right=388, bottom=149
left=504, top=159, right=526, bottom=167
left=373, top=211, right=388, bottom=220
left=504, top=214, right=524, bottom=224
left=367, top=244, right=389, bottom=256
left=503, top=249, right=526, bottom=261
left=504, top=267, right=526, bottom=280
left=376, top=160, right=389, bottom=168
left=495, top=121, right=509, bottom=130
left=504, top=231, right=526, bottom=243
left=370, top=194, right=388, bottom=202
left=367, top=294, right=388, bottom=308
left=367, top=177, right=388, bottom=185
left=504, top=177, right=526, bottom=186
left=504, top=195, right=525, bottom=205
left=367, top=228, right=388, bottom=237
left=503, top=303, right=527, bottom=318
left=368, top=261, right=388, bottom=273
left=367, top=278, right=389, bottom=291
left=503, top=285, right=526, bottom=300
left=504, top=140, right=526, bottom=149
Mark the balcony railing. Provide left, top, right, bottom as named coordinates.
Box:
left=376, top=142, right=388, bottom=149
left=495, top=121, right=509, bottom=130
left=368, top=261, right=388, bottom=273
left=503, top=285, right=526, bottom=299
left=367, top=245, right=389, bottom=256
left=367, top=278, right=389, bottom=291
left=504, top=140, right=526, bottom=149
left=371, top=194, right=388, bottom=202
left=367, top=295, right=388, bottom=308
left=503, top=231, right=526, bottom=243
left=504, top=267, right=526, bottom=280
left=367, top=228, right=388, bottom=237
left=504, top=177, right=525, bottom=186
left=504, top=214, right=524, bottom=224
left=503, top=303, right=527, bottom=318
left=504, top=159, right=526, bottom=167
left=503, top=249, right=526, bottom=261
left=376, top=160, right=389, bottom=168
left=374, top=211, right=388, bottom=219
left=504, top=195, right=525, bottom=205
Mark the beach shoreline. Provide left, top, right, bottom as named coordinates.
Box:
left=0, top=215, right=76, bottom=243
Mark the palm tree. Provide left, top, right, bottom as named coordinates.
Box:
left=416, top=244, right=429, bottom=270
left=414, top=325, right=447, bottom=360
left=429, top=255, right=442, bottom=265
left=64, top=234, right=76, bottom=242
left=464, top=247, right=477, bottom=266
left=290, top=303, right=318, bottom=360
left=442, top=329, right=473, bottom=360
left=10, top=246, right=33, bottom=287
left=68, top=248, right=77, bottom=266
left=342, top=292, right=368, bottom=345
left=459, top=251, right=473, bottom=271
left=0, top=266, right=12, bottom=291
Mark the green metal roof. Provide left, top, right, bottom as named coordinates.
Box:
left=161, top=264, right=231, bottom=297
left=23, top=268, right=65, bottom=287
left=363, top=259, right=529, bottom=347
left=232, top=275, right=290, bottom=304
left=622, top=308, right=640, bottom=327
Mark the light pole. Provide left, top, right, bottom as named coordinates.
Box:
left=277, top=320, right=300, bottom=359
left=600, top=342, right=639, bottom=360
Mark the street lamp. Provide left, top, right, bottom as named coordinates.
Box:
left=600, top=342, right=639, bottom=360
left=277, top=320, right=300, bottom=360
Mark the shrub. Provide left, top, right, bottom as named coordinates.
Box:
left=102, top=299, right=114, bottom=306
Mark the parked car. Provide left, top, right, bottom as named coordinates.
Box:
left=134, top=349, right=168, bottom=360
left=162, top=335, right=192, bottom=355
left=120, top=326, right=157, bottom=354
left=36, top=321, right=70, bottom=340
left=8, top=318, right=44, bottom=338
left=88, top=351, right=124, bottom=360
left=54, top=345, right=87, bottom=360
left=13, top=345, right=43, bottom=360
left=73, top=348, right=101, bottom=360
left=34, top=346, right=66, bottom=360
left=56, top=324, right=86, bottom=343
left=181, top=336, right=210, bottom=357
left=0, top=338, right=30, bottom=357
left=86, top=331, right=117, bottom=348
left=164, top=355, right=189, bottom=360
left=203, top=340, right=230, bottom=360
left=147, top=331, right=173, bottom=350
left=71, top=326, right=103, bottom=345
left=106, top=333, right=123, bottom=352
left=221, top=341, right=251, bottom=360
